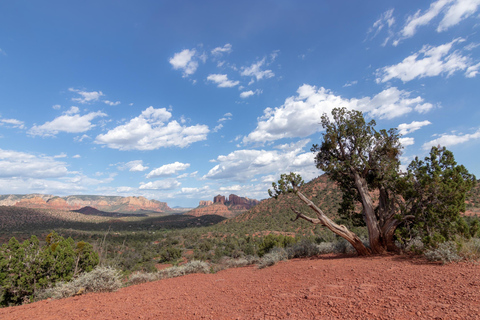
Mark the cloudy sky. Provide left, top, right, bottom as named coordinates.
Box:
left=0, top=0, right=479, bottom=207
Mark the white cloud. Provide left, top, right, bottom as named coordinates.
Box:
left=69, top=88, right=104, bottom=104
left=466, top=62, right=480, bottom=77
left=0, top=118, right=25, bottom=129
left=169, top=49, right=199, bottom=77
left=104, top=100, right=121, bottom=106
left=118, top=160, right=149, bottom=172
left=117, top=186, right=135, bottom=193
left=72, top=154, right=81, bottom=158
left=398, top=120, right=432, bottom=135
left=399, top=137, right=415, bottom=147
left=211, top=43, right=232, bottom=56
left=397, top=0, right=480, bottom=43
left=207, top=74, right=239, bottom=88
left=204, top=140, right=317, bottom=182
left=219, top=185, right=242, bottom=191
left=139, top=178, right=181, bottom=190
left=146, top=162, right=190, bottom=178
left=0, top=148, right=68, bottom=179
left=28, top=109, right=107, bottom=137
left=438, top=0, right=480, bottom=31
left=74, top=134, right=91, bottom=142
left=95, top=106, right=209, bottom=150
left=54, top=153, right=67, bottom=159
left=240, top=89, right=262, bottom=99
left=243, top=84, right=432, bottom=144
left=422, top=128, right=480, bottom=149
left=377, top=39, right=476, bottom=82
left=240, top=58, right=274, bottom=82
left=52, top=104, right=61, bottom=110
left=367, top=9, right=395, bottom=45
left=343, top=80, right=358, bottom=88
left=213, top=124, right=223, bottom=132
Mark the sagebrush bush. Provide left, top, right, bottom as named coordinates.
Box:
left=424, top=241, right=462, bottom=264
left=127, top=271, right=158, bottom=286
left=257, top=247, right=288, bottom=269
left=459, top=238, right=480, bottom=260
left=36, top=266, right=122, bottom=300
left=286, top=239, right=320, bottom=259
left=158, top=260, right=210, bottom=279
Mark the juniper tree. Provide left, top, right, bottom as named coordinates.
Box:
left=270, top=107, right=475, bottom=255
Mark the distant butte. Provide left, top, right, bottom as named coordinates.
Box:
left=185, top=194, right=260, bottom=218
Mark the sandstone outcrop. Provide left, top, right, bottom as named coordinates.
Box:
left=1, top=194, right=171, bottom=213
left=213, top=195, right=226, bottom=205
left=186, top=203, right=234, bottom=218
left=187, top=194, right=260, bottom=218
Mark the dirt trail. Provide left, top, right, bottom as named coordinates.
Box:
left=1, top=254, right=479, bottom=319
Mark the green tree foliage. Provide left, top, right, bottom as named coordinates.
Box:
left=270, top=107, right=476, bottom=255
left=0, top=232, right=99, bottom=306
left=398, top=146, right=476, bottom=247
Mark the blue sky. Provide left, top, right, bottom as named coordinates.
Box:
left=0, top=0, right=479, bottom=207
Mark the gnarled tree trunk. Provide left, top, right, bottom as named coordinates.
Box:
left=292, top=187, right=371, bottom=256
left=353, top=172, right=386, bottom=254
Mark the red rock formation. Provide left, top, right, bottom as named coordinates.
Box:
left=46, top=197, right=69, bottom=209
left=14, top=196, right=48, bottom=208
left=185, top=203, right=235, bottom=218
left=225, top=194, right=259, bottom=210
left=199, top=200, right=213, bottom=206
left=8, top=194, right=171, bottom=213
left=214, top=195, right=226, bottom=204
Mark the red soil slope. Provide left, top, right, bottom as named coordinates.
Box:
left=1, top=255, right=479, bottom=320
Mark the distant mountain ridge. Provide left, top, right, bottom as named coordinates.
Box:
left=0, top=194, right=171, bottom=213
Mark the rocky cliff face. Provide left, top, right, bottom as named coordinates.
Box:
left=199, top=200, right=213, bottom=206
left=187, top=194, right=260, bottom=218
left=0, top=194, right=171, bottom=213
left=186, top=203, right=235, bottom=218
left=213, top=194, right=259, bottom=210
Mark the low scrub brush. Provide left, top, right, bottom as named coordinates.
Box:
left=424, top=241, right=462, bottom=264
left=36, top=266, right=122, bottom=300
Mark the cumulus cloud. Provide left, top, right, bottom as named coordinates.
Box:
left=396, top=0, right=480, bottom=44
left=240, top=58, right=274, bottom=82
left=207, top=74, right=239, bottom=88
left=95, top=106, right=209, bottom=150
left=240, top=89, right=262, bottom=99
left=169, top=49, right=199, bottom=77
left=118, top=160, right=149, bottom=172
left=218, top=113, right=232, bottom=122
left=399, top=137, right=416, bottom=147
left=0, top=148, right=68, bottom=179
left=28, top=107, right=107, bottom=137
left=377, top=38, right=478, bottom=82
left=104, top=100, right=121, bottom=106
left=139, top=178, right=181, bottom=190
left=213, top=124, right=223, bottom=132
left=422, top=128, right=480, bottom=149
left=211, top=43, right=232, bottom=56
left=0, top=118, right=25, bottom=129
left=204, top=139, right=317, bottom=182
left=243, top=84, right=433, bottom=144
left=146, top=162, right=190, bottom=178
left=69, top=88, right=104, bottom=104
left=398, top=120, right=432, bottom=135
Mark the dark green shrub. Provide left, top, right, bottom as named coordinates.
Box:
left=0, top=232, right=99, bottom=306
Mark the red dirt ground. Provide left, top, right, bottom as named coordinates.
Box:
left=1, top=254, right=480, bottom=320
